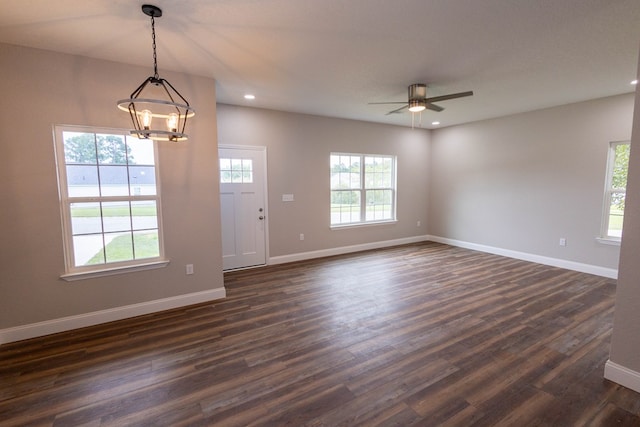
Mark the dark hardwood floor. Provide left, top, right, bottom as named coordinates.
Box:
left=1, top=242, right=639, bottom=426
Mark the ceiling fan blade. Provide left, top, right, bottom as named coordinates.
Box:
left=386, top=105, right=409, bottom=115
left=425, top=103, right=444, bottom=112
left=425, top=91, right=474, bottom=103
left=368, top=101, right=407, bottom=105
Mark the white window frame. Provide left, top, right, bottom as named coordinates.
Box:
left=598, top=140, right=630, bottom=244
left=330, top=152, right=397, bottom=227
left=54, top=125, right=168, bottom=281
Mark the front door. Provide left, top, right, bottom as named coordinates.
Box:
left=219, top=146, right=267, bottom=270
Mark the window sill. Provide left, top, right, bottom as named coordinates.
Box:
left=60, top=260, right=170, bottom=282
left=331, top=220, right=397, bottom=230
left=595, top=237, right=621, bottom=247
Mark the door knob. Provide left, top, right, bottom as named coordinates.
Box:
left=259, top=216, right=264, bottom=220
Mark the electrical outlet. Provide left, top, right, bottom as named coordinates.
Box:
left=186, top=264, right=194, bottom=275
left=417, top=220, right=421, bottom=227
left=300, top=233, right=305, bottom=241
left=559, top=238, right=567, bottom=247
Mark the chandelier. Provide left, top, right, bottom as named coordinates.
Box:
left=117, top=4, right=195, bottom=142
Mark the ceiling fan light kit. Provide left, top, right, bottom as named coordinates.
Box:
left=116, top=4, right=195, bottom=142
left=408, top=99, right=426, bottom=113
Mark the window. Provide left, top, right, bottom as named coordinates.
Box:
left=54, top=126, right=165, bottom=278
left=601, top=141, right=630, bottom=241
left=219, top=157, right=253, bottom=183
left=330, top=153, right=396, bottom=226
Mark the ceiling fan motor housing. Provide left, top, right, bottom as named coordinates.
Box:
left=409, top=84, right=427, bottom=100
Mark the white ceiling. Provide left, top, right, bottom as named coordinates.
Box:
left=1, top=0, right=639, bottom=128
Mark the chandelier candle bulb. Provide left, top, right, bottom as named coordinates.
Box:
left=141, top=109, right=153, bottom=129
left=167, top=113, right=179, bottom=132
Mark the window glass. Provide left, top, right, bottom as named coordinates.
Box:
left=97, top=134, right=128, bottom=165
left=70, top=202, right=102, bottom=235
left=64, top=132, right=97, bottom=164
left=99, top=165, right=129, bottom=196
left=129, top=166, right=157, bottom=196
left=133, top=230, right=160, bottom=260
left=602, top=141, right=629, bottom=239
left=55, top=126, right=163, bottom=272
left=102, top=201, right=132, bottom=233
left=104, top=232, right=134, bottom=263
left=131, top=201, right=158, bottom=230
left=220, top=157, right=253, bottom=183
left=331, top=153, right=396, bottom=226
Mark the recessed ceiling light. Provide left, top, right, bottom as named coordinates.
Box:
left=431, top=121, right=440, bottom=126
left=632, top=80, right=638, bottom=85
left=244, top=94, right=256, bottom=100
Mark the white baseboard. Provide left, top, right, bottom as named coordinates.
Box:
left=269, top=235, right=430, bottom=265
left=0, top=288, right=226, bottom=345
left=427, top=236, right=618, bottom=279
left=604, top=360, right=640, bottom=393
left=269, top=234, right=617, bottom=279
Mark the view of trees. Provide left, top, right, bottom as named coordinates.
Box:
left=330, top=154, right=395, bottom=224
left=611, top=143, right=630, bottom=211
left=64, top=133, right=135, bottom=165
left=330, top=155, right=361, bottom=205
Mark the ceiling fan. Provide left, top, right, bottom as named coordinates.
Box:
left=370, top=84, right=473, bottom=115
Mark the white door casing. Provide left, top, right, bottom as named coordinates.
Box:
left=219, top=146, right=267, bottom=270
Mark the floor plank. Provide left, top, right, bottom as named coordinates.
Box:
left=1, top=242, right=638, bottom=426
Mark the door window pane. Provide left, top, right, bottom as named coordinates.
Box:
left=220, top=157, right=253, bottom=183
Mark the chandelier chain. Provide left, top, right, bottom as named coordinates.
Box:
left=151, top=15, right=159, bottom=79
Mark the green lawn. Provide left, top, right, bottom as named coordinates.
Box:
left=72, top=205, right=157, bottom=217
left=330, top=204, right=390, bottom=213
left=609, top=210, right=624, bottom=232
left=86, top=232, right=159, bottom=265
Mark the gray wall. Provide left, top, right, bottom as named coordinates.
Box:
left=609, top=67, right=640, bottom=373
left=2, top=40, right=637, bottom=369
left=0, top=44, right=224, bottom=329
left=216, top=105, right=430, bottom=258
left=428, top=94, right=634, bottom=270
